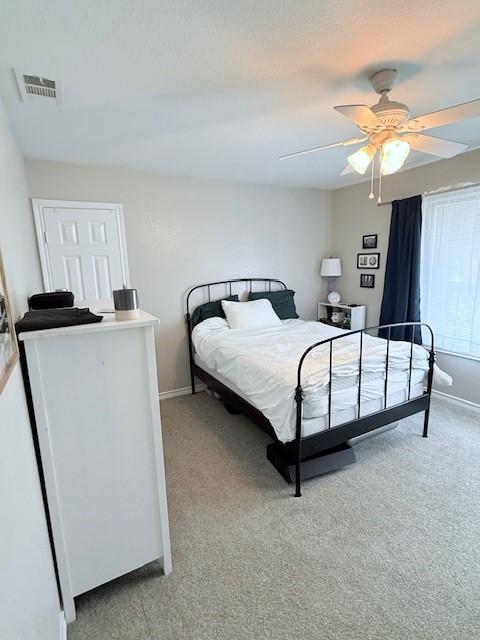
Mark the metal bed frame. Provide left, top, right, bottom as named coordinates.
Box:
left=186, top=278, right=435, bottom=497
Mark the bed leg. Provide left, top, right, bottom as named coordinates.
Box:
left=423, top=404, right=430, bottom=438
left=295, top=462, right=301, bottom=498
left=186, top=313, right=196, bottom=395
left=423, top=348, right=435, bottom=437
left=294, top=385, right=303, bottom=497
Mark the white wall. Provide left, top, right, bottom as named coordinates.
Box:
left=0, top=104, right=62, bottom=637
left=25, top=159, right=333, bottom=393
left=332, top=149, right=480, bottom=405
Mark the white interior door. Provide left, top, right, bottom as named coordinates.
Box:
left=32, top=199, right=130, bottom=309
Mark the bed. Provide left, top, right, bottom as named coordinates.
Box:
left=186, top=278, right=436, bottom=497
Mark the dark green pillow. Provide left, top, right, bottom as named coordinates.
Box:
left=191, top=295, right=239, bottom=328
left=248, top=289, right=298, bottom=319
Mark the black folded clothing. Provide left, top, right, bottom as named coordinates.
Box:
left=28, top=291, right=74, bottom=310
left=16, top=308, right=103, bottom=333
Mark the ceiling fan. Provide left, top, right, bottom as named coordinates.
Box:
left=280, top=69, right=480, bottom=199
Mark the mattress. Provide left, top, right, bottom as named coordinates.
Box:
left=195, top=354, right=424, bottom=438
left=192, top=318, right=431, bottom=443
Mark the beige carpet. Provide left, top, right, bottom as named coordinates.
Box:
left=68, top=393, right=480, bottom=640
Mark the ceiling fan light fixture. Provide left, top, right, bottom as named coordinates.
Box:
left=347, top=144, right=376, bottom=175
left=380, top=137, right=410, bottom=175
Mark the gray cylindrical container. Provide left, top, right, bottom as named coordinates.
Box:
left=113, top=286, right=139, bottom=320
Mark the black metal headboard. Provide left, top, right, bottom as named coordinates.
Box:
left=185, top=278, right=287, bottom=392
left=186, top=278, right=287, bottom=318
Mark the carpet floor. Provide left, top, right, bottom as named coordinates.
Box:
left=68, top=393, right=480, bottom=640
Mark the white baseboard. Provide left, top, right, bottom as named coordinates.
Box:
left=159, top=384, right=205, bottom=400
left=59, top=613, right=67, bottom=639
left=432, top=388, right=480, bottom=409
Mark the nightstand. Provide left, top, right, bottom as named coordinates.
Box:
left=318, top=302, right=366, bottom=331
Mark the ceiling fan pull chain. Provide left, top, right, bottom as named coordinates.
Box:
left=378, top=167, right=383, bottom=204
left=369, top=155, right=375, bottom=200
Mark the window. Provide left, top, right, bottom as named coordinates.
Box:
left=421, top=185, right=480, bottom=359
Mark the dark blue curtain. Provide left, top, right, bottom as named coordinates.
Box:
left=379, top=194, right=422, bottom=343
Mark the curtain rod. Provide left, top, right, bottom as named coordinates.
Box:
left=376, top=181, right=480, bottom=207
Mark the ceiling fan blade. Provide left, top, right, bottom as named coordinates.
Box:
left=404, top=98, right=480, bottom=132
left=404, top=133, right=468, bottom=158
left=334, top=105, right=382, bottom=130
left=278, top=136, right=367, bottom=160
left=340, top=165, right=355, bottom=175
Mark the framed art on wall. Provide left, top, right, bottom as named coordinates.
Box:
left=357, top=253, right=380, bottom=269
left=362, top=234, right=377, bottom=249
left=0, top=249, right=19, bottom=395
left=360, top=273, right=375, bottom=288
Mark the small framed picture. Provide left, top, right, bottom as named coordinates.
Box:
left=362, top=234, right=377, bottom=249
left=357, top=252, right=380, bottom=269
left=360, top=273, right=375, bottom=288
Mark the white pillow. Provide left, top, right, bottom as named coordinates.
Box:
left=221, top=299, right=281, bottom=330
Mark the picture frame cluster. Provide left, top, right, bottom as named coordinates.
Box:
left=358, top=234, right=379, bottom=288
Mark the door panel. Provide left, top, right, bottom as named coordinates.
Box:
left=89, top=221, right=107, bottom=246
left=35, top=201, right=129, bottom=308
left=92, top=255, right=112, bottom=300
left=63, top=255, right=86, bottom=301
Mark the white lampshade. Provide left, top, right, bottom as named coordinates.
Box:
left=321, top=258, right=342, bottom=277
left=380, top=137, right=410, bottom=175
left=347, top=144, right=376, bottom=175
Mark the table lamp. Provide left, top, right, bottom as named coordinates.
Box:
left=321, top=258, right=342, bottom=304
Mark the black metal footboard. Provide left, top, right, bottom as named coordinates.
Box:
left=293, top=322, right=435, bottom=497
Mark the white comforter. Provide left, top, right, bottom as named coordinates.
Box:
left=192, top=318, right=448, bottom=443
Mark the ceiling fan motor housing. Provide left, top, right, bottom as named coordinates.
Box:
left=371, top=99, right=410, bottom=129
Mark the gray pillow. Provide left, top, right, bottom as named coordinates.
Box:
left=191, top=295, right=239, bottom=328
left=248, top=290, right=298, bottom=319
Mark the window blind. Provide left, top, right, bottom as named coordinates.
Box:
left=421, top=185, right=480, bottom=358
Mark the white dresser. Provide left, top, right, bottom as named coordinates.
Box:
left=19, top=311, right=171, bottom=623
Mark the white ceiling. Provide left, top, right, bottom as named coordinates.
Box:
left=1, top=0, right=480, bottom=189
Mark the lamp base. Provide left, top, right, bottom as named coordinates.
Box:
left=327, top=290, right=341, bottom=305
